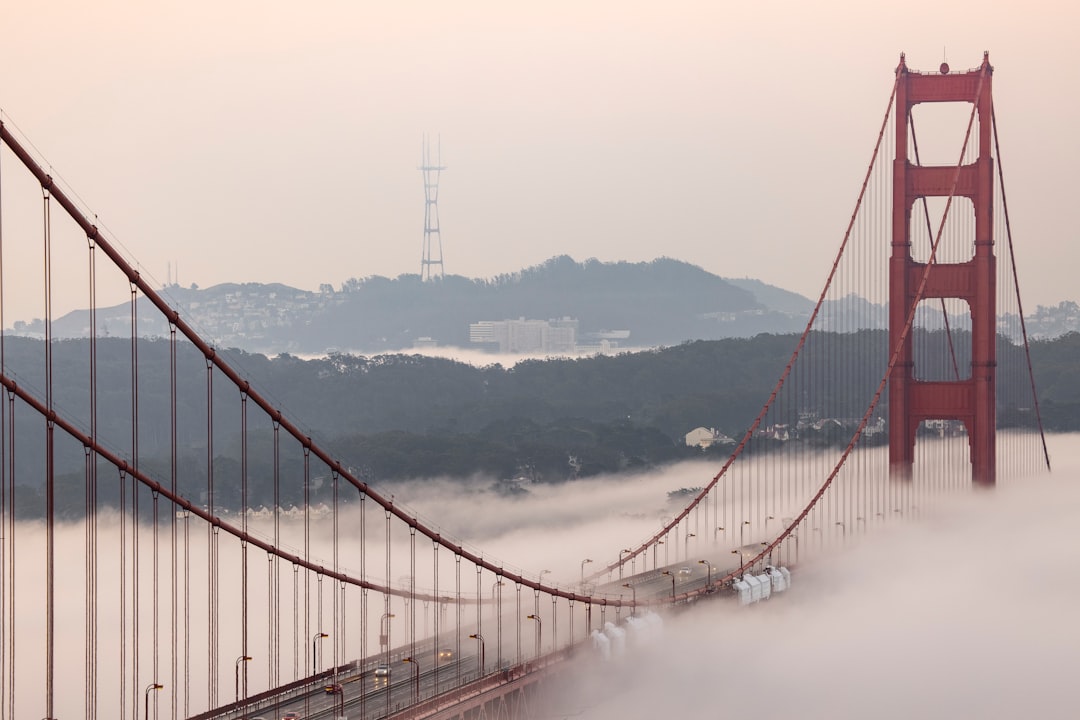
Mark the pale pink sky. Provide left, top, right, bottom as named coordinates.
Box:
left=2, top=0, right=1077, bottom=321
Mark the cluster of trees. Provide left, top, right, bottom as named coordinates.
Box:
left=3, top=327, right=1079, bottom=516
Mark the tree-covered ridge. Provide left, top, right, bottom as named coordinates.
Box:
left=3, top=330, right=1078, bottom=516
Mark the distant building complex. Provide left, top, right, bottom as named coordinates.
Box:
left=469, top=317, right=578, bottom=354
left=468, top=317, right=631, bottom=354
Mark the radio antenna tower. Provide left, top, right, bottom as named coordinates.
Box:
left=420, top=135, right=446, bottom=281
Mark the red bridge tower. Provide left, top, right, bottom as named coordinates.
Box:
left=889, top=53, right=996, bottom=485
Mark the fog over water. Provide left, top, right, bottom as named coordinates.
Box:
left=5, top=434, right=1077, bottom=718
left=551, top=436, right=1080, bottom=720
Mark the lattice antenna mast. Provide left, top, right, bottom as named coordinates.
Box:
left=419, top=135, right=446, bottom=281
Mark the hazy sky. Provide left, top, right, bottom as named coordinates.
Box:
left=3, top=0, right=1078, bottom=322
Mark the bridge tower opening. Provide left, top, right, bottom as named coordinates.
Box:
left=420, top=134, right=447, bottom=281
left=889, top=52, right=996, bottom=485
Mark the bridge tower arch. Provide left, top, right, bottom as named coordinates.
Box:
left=888, top=52, right=996, bottom=485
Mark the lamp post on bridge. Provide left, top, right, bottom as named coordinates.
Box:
left=379, top=613, right=394, bottom=654
left=491, top=580, right=504, bottom=669
left=580, top=558, right=592, bottom=586
left=661, top=570, right=676, bottom=602
left=684, top=533, right=695, bottom=560
left=618, top=549, right=632, bottom=579
left=234, top=655, right=251, bottom=704
left=740, top=520, right=751, bottom=547
left=469, top=633, right=485, bottom=675
left=621, top=582, right=637, bottom=616
left=731, top=548, right=744, bottom=579
left=526, top=614, right=542, bottom=659
left=652, top=540, right=663, bottom=570
left=143, top=683, right=162, bottom=720
left=312, top=632, right=328, bottom=677
left=836, top=521, right=846, bottom=539
left=403, top=656, right=421, bottom=704
left=698, top=559, right=712, bottom=591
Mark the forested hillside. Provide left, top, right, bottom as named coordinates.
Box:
left=2, top=329, right=1076, bottom=516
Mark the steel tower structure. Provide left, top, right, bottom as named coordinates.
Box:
left=420, top=135, right=446, bottom=281
left=888, top=52, right=996, bottom=485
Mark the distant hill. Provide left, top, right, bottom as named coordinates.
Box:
left=722, top=278, right=814, bottom=315
left=28, top=256, right=813, bottom=355
left=18, top=256, right=1080, bottom=356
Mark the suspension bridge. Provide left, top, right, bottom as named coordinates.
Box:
left=0, top=52, right=1052, bottom=720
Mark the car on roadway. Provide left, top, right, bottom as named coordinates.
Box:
left=374, top=664, right=391, bottom=677
left=324, top=682, right=343, bottom=694
left=280, top=714, right=300, bottom=720
left=678, top=566, right=693, bottom=577
left=438, top=648, right=453, bottom=663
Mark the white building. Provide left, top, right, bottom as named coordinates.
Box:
left=469, top=317, right=578, bottom=353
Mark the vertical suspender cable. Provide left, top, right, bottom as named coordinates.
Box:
left=0, top=123, right=6, bottom=720
left=271, top=420, right=280, bottom=689
left=169, top=324, right=177, bottom=720
left=359, top=492, right=366, bottom=720
left=330, top=470, right=339, bottom=673
left=332, top=470, right=339, bottom=670
left=409, top=526, right=416, bottom=664
left=183, top=502, right=189, bottom=718
left=119, top=466, right=126, bottom=720
left=240, top=390, right=248, bottom=700
left=130, top=281, right=140, bottom=720
left=303, top=447, right=310, bottom=678
left=205, top=357, right=215, bottom=707
left=42, top=187, right=56, bottom=720
left=87, top=233, right=99, bottom=720
left=5, top=389, right=13, bottom=720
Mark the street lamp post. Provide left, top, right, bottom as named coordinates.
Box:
left=468, top=633, right=485, bottom=675
left=741, top=519, right=751, bottom=547
left=526, top=614, right=542, bottom=658
left=684, top=533, right=695, bottom=559
left=698, top=559, right=712, bottom=590
left=234, top=655, right=252, bottom=703
left=621, top=582, right=637, bottom=615
left=403, top=656, right=420, bottom=704
left=143, top=683, right=162, bottom=720
left=580, top=558, right=592, bottom=585
left=731, top=548, right=743, bottom=579
left=652, top=540, right=664, bottom=570
left=618, top=549, right=632, bottom=579
left=312, top=632, right=328, bottom=677
left=836, top=521, right=846, bottom=539
left=379, top=613, right=394, bottom=653
left=660, top=570, right=676, bottom=601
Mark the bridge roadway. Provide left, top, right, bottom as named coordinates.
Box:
left=204, top=555, right=748, bottom=720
